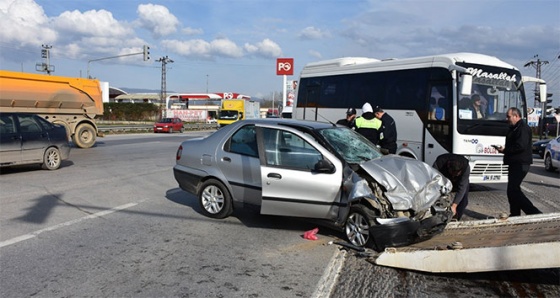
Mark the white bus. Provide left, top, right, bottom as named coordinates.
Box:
left=294, top=52, right=547, bottom=183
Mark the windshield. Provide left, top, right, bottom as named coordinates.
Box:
left=159, top=118, right=173, bottom=123
left=319, top=127, right=383, bottom=164
left=218, top=110, right=239, bottom=120
left=456, top=63, right=525, bottom=136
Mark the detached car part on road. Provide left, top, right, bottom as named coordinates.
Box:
left=0, top=112, right=70, bottom=170
left=173, top=119, right=453, bottom=250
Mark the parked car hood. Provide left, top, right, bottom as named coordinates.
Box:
left=358, top=156, right=452, bottom=211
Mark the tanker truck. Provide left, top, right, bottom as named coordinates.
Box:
left=0, top=70, right=104, bottom=148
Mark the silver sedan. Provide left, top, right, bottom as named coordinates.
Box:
left=173, top=119, right=453, bottom=250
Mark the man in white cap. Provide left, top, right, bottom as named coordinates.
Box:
left=354, top=102, right=382, bottom=145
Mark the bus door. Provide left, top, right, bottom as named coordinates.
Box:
left=424, top=83, right=452, bottom=165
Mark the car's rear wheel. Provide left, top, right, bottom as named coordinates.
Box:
left=179, top=127, right=184, bottom=133
left=345, top=204, right=378, bottom=248
left=198, top=179, right=233, bottom=219
left=42, top=147, right=61, bottom=170
left=544, top=154, right=555, bottom=172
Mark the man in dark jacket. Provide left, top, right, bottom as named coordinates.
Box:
left=336, top=107, right=356, bottom=128
left=373, top=106, right=397, bottom=154
left=433, top=153, right=470, bottom=220
left=497, top=107, right=542, bottom=216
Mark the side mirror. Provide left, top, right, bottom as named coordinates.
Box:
left=314, top=159, right=335, bottom=173
left=460, top=74, right=473, bottom=96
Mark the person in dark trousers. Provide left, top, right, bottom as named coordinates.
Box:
left=373, top=106, right=398, bottom=154
left=433, top=153, right=470, bottom=220
left=496, top=107, right=542, bottom=216
left=336, top=107, right=356, bottom=128
left=354, top=102, right=382, bottom=145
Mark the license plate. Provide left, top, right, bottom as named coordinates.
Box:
left=483, top=175, right=501, bottom=181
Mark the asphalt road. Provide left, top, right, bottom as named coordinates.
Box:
left=0, top=131, right=558, bottom=297
left=0, top=131, right=339, bottom=297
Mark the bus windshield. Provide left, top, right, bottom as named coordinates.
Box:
left=456, top=63, right=524, bottom=136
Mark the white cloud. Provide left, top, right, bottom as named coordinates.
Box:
left=137, top=4, right=179, bottom=38
left=210, top=38, right=244, bottom=58
left=244, top=39, right=282, bottom=58
left=53, top=9, right=131, bottom=37
left=299, top=26, right=330, bottom=40
left=182, top=27, right=204, bottom=35
left=0, top=0, right=57, bottom=46
left=308, top=50, right=322, bottom=59
left=162, top=39, right=212, bottom=59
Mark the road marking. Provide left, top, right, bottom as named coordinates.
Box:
left=521, top=185, right=534, bottom=194
left=0, top=202, right=138, bottom=249
left=311, top=248, right=347, bottom=298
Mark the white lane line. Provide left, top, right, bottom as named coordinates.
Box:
left=311, top=248, right=347, bottom=298
left=521, top=185, right=534, bottom=194
left=0, top=202, right=138, bottom=249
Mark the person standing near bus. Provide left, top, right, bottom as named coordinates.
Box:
left=336, top=107, right=356, bottom=128
left=373, top=106, right=398, bottom=154
left=354, top=102, right=381, bottom=145
left=496, top=107, right=542, bottom=216
left=433, top=153, right=470, bottom=220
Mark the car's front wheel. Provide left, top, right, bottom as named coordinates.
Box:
left=169, top=127, right=174, bottom=133
left=42, top=147, right=61, bottom=170
left=198, top=179, right=233, bottom=219
left=345, top=204, right=378, bottom=248
left=544, top=154, right=556, bottom=172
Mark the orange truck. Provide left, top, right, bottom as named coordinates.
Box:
left=0, top=70, right=104, bottom=148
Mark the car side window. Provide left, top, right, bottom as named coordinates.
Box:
left=263, top=128, right=322, bottom=171
left=18, top=115, right=42, bottom=133
left=0, top=114, right=16, bottom=134
left=227, top=125, right=258, bottom=157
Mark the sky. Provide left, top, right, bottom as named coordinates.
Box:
left=1, top=0, right=559, bottom=107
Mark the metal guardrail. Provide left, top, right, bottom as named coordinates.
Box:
left=97, top=122, right=219, bottom=134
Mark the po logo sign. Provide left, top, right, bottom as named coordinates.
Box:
left=276, top=58, right=294, bottom=76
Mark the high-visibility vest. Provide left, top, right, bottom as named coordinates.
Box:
left=355, top=117, right=381, bottom=130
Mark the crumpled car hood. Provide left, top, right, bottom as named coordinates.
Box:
left=359, top=155, right=452, bottom=211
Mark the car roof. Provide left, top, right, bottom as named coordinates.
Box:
left=235, top=118, right=336, bottom=130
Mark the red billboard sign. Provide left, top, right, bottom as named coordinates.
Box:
left=276, top=58, right=294, bottom=75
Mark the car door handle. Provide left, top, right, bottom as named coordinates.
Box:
left=222, top=157, right=231, bottom=162
left=267, top=173, right=282, bottom=179
left=428, top=143, right=434, bottom=148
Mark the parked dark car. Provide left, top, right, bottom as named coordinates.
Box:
left=153, top=117, right=184, bottom=133
left=173, top=119, right=453, bottom=251
left=532, top=139, right=551, bottom=158
left=0, top=113, right=70, bottom=170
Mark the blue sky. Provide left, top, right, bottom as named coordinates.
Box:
left=1, top=0, right=559, bottom=107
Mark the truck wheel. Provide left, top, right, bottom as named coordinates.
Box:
left=198, top=179, right=233, bottom=219
left=73, top=123, right=96, bottom=148
left=42, top=147, right=61, bottom=170
left=345, top=204, right=378, bottom=248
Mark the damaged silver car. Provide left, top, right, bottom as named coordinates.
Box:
left=173, top=119, right=453, bottom=250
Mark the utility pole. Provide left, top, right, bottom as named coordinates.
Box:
left=156, top=56, right=174, bottom=118
left=37, top=44, right=54, bottom=74
left=524, top=55, right=549, bottom=139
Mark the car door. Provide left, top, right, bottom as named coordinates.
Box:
left=258, top=126, right=344, bottom=219
left=217, top=124, right=262, bottom=206
left=18, top=114, right=49, bottom=163
left=0, top=113, right=22, bottom=165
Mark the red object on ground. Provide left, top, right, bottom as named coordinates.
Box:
left=303, top=228, right=319, bottom=240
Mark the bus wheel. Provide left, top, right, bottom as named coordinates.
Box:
left=73, top=123, right=96, bottom=148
